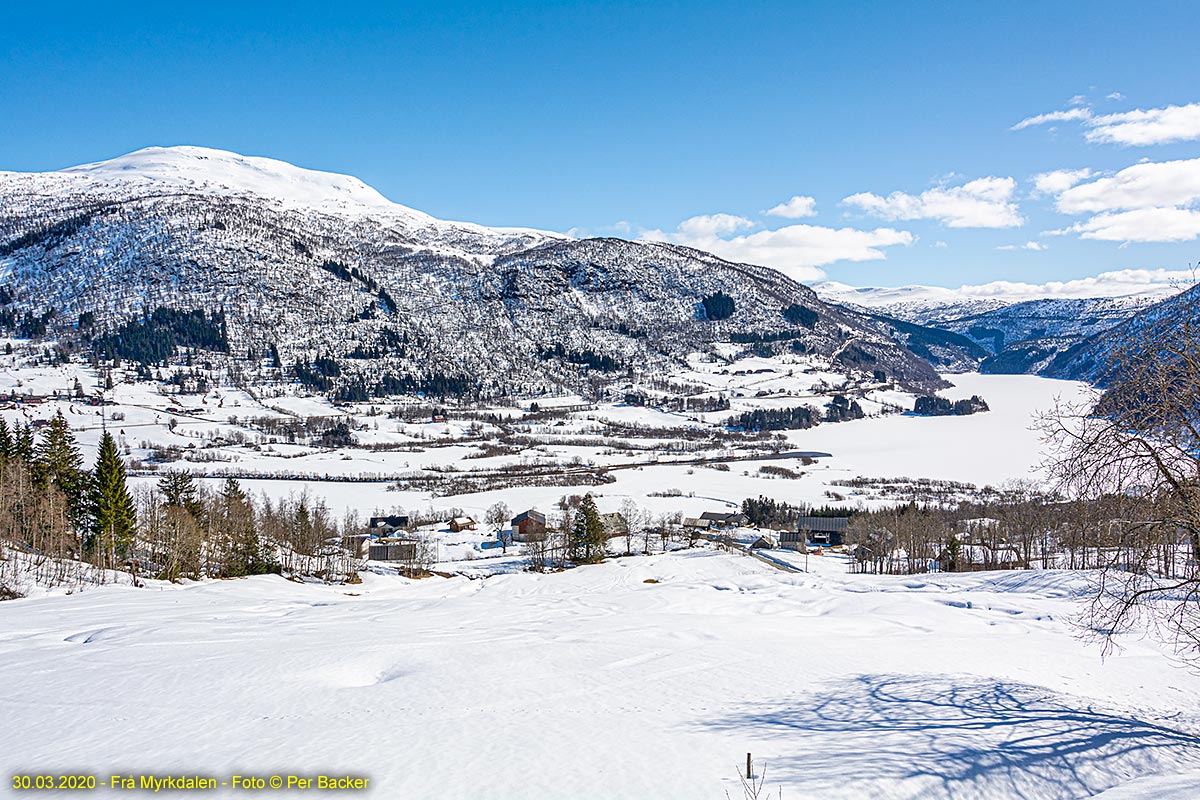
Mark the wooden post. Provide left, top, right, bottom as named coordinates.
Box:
left=746, top=752, right=752, bottom=779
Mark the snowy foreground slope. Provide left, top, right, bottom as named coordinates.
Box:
left=2, top=550, right=1198, bottom=799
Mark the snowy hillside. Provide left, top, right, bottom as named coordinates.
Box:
left=816, top=280, right=1184, bottom=379
left=0, top=147, right=944, bottom=397
left=2, top=549, right=1197, bottom=799
left=1038, top=282, right=1200, bottom=384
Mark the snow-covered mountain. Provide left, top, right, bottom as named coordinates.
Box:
left=813, top=281, right=1011, bottom=325
left=1036, top=282, right=1200, bottom=384
left=0, top=146, right=944, bottom=398
left=816, top=279, right=1184, bottom=378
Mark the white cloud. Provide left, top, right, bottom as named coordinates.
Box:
left=1035, top=158, right=1200, bottom=243
left=764, top=195, right=817, bottom=219
left=933, top=240, right=948, bottom=248
left=1014, top=100, right=1200, bottom=146
left=957, top=269, right=1197, bottom=300
left=1106, top=92, right=1125, bottom=102
left=641, top=215, right=914, bottom=280
left=997, top=241, right=1047, bottom=251
left=1031, top=168, right=1092, bottom=196
left=842, top=176, right=1023, bottom=228
left=1085, top=102, right=1200, bottom=146
left=1054, top=157, right=1200, bottom=213
left=1011, top=107, right=1093, bottom=130
left=674, top=213, right=756, bottom=238
left=1068, top=94, right=1088, bottom=106
left=1057, top=208, right=1200, bottom=243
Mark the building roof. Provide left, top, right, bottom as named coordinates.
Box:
left=513, top=509, right=546, bottom=525
left=794, top=516, right=849, bottom=532
left=370, top=515, right=410, bottom=528
left=682, top=517, right=711, bottom=529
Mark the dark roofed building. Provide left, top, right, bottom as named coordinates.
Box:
left=369, top=515, right=411, bottom=535
left=699, top=511, right=748, bottom=528
left=785, top=516, right=849, bottom=547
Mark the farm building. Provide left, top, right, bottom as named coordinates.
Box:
left=682, top=518, right=712, bottom=531
left=512, top=509, right=547, bottom=542
left=790, top=516, right=849, bottom=547
left=599, top=513, right=629, bottom=538
left=750, top=533, right=777, bottom=549
left=699, top=511, right=748, bottom=528
left=367, top=537, right=419, bottom=562
left=369, top=515, right=411, bottom=535
left=449, top=516, right=477, bottom=533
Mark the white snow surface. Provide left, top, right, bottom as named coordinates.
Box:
left=4, top=145, right=563, bottom=241
left=1, top=550, right=1197, bottom=799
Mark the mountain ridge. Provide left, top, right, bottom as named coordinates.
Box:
left=0, top=146, right=946, bottom=399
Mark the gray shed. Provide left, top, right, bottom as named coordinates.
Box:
left=368, top=538, right=418, bottom=561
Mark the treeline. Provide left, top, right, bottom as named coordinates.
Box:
left=0, top=212, right=95, bottom=256
left=729, top=405, right=819, bottom=432
left=0, top=413, right=363, bottom=598
left=701, top=292, right=735, bottom=321
left=317, top=260, right=396, bottom=313
left=843, top=489, right=1188, bottom=577
left=913, top=395, right=989, bottom=416
left=335, top=372, right=474, bottom=402
left=740, top=496, right=855, bottom=528
left=539, top=343, right=624, bottom=372
left=0, top=281, right=56, bottom=338
left=727, top=395, right=866, bottom=432
left=293, top=353, right=341, bottom=392
left=92, top=308, right=229, bottom=365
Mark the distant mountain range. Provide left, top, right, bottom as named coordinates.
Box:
left=815, top=279, right=1193, bottom=382
left=0, top=146, right=945, bottom=399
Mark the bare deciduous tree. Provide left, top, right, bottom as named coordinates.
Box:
left=1038, top=283, right=1200, bottom=662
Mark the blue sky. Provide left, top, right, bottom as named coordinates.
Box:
left=3, top=1, right=1199, bottom=293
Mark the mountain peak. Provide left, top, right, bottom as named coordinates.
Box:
left=58, top=145, right=428, bottom=218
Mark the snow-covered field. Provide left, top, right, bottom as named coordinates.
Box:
left=2, top=549, right=1197, bottom=799
left=191, top=373, right=1094, bottom=523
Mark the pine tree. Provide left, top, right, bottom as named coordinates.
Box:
left=90, top=431, right=136, bottom=567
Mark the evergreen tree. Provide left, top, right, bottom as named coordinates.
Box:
left=0, top=418, right=12, bottom=462
left=944, top=532, right=962, bottom=573
left=90, top=431, right=136, bottom=566
left=33, top=412, right=85, bottom=516
left=577, top=494, right=606, bottom=563
left=14, top=423, right=34, bottom=465
left=217, top=478, right=274, bottom=576
left=159, top=470, right=203, bottom=518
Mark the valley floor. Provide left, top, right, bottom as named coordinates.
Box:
left=2, top=548, right=1198, bottom=799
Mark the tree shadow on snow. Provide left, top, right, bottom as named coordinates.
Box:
left=701, top=674, right=1200, bottom=798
